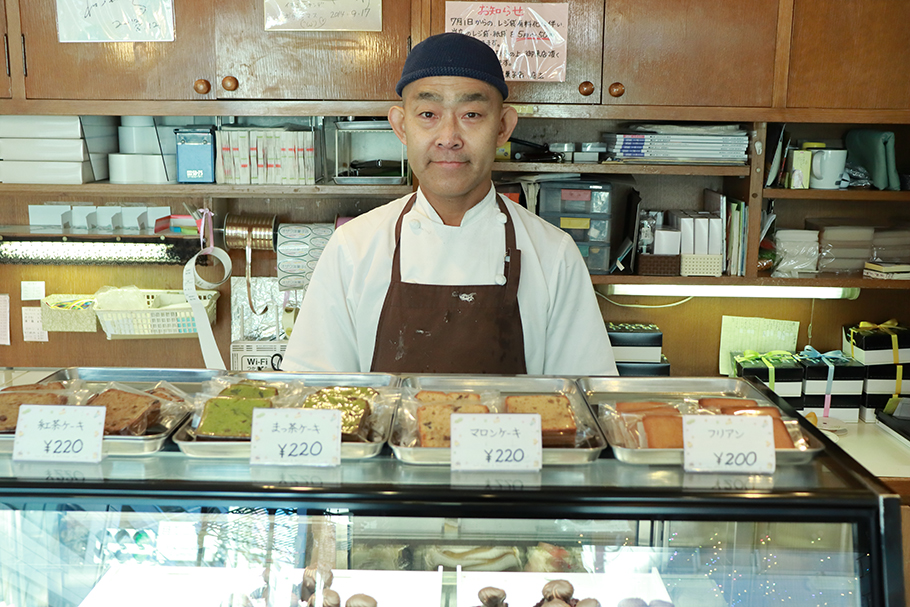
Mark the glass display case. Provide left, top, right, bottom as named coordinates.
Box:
left=0, top=370, right=903, bottom=607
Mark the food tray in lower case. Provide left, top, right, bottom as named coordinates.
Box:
left=0, top=367, right=221, bottom=457
left=577, top=376, right=823, bottom=466
left=172, top=372, right=399, bottom=460
left=391, top=375, right=606, bottom=466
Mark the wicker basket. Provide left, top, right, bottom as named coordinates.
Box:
left=94, top=289, right=219, bottom=340
left=637, top=254, right=680, bottom=276
left=680, top=254, right=724, bottom=277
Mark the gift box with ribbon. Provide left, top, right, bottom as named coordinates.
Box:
left=842, top=319, right=910, bottom=365
left=606, top=322, right=663, bottom=362
left=861, top=363, right=909, bottom=421
left=732, top=350, right=803, bottom=401
left=616, top=355, right=671, bottom=377
left=797, top=347, right=865, bottom=396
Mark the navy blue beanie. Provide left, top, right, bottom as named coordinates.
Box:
left=396, top=33, right=509, bottom=100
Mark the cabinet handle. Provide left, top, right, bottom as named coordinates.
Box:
left=221, top=76, right=239, bottom=92
left=608, top=82, right=625, bottom=98
left=578, top=81, right=595, bottom=96
left=194, top=79, right=212, bottom=95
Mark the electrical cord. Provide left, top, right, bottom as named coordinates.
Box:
left=596, top=290, right=694, bottom=308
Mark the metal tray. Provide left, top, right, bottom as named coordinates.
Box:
left=0, top=367, right=220, bottom=456
left=173, top=372, right=399, bottom=460
left=333, top=175, right=407, bottom=185
left=577, top=376, right=823, bottom=466
left=336, top=120, right=392, bottom=130
left=391, top=375, right=607, bottom=466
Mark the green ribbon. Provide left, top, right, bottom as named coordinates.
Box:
left=735, top=349, right=795, bottom=390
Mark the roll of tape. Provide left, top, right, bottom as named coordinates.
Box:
left=183, top=246, right=232, bottom=369
left=118, top=126, right=162, bottom=154
left=108, top=153, right=145, bottom=184
left=144, top=154, right=178, bottom=184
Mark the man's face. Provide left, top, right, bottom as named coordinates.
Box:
left=389, top=76, right=517, bottom=211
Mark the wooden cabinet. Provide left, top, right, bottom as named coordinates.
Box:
left=0, top=0, right=9, bottom=99
left=19, top=1, right=216, bottom=100
left=787, top=0, right=910, bottom=109
left=214, top=0, right=410, bottom=101
left=601, top=0, right=778, bottom=107
left=431, top=0, right=605, bottom=104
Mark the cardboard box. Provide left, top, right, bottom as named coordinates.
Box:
left=734, top=352, right=803, bottom=398
left=799, top=356, right=865, bottom=396
left=607, top=322, right=662, bottom=362
left=864, top=363, right=909, bottom=395
left=842, top=323, right=910, bottom=365
left=616, top=355, right=670, bottom=377
left=787, top=149, right=812, bottom=189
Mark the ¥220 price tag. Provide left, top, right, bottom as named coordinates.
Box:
left=250, top=408, right=341, bottom=467
left=451, top=413, right=542, bottom=472
left=683, top=415, right=776, bottom=474
left=13, top=405, right=105, bottom=464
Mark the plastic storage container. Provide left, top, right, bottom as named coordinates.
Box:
left=578, top=242, right=610, bottom=273
left=539, top=180, right=611, bottom=214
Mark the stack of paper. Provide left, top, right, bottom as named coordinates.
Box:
left=0, top=115, right=117, bottom=184
left=872, top=228, right=910, bottom=263
left=806, top=218, right=875, bottom=273
left=603, top=129, right=749, bottom=164
left=863, top=261, right=910, bottom=280
left=216, top=127, right=320, bottom=185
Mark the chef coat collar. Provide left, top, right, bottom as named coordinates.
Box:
left=413, top=184, right=499, bottom=227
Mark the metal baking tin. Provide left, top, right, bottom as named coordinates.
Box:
left=391, top=375, right=607, bottom=465
left=173, top=372, right=399, bottom=460
left=577, top=376, right=824, bottom=465
left=0, top=367, right=221, bottom=457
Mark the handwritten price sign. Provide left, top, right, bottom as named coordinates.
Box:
left=682, top=415, right=776, bottom=475
left=13, top=405, right=105, bottom=464
left=451, top=413, right=542, bottom=471
left=250, top=408, right=341, bottom=467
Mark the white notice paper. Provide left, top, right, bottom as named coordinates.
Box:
left=0, top=294, right=9, bottom=345
left=56, top=0, right=176, bottom=42
left=264, top=0, right=382, bottom=31
left=20, top=280, right=45, bottom=301
left=719, top=315, right=799, bottom=376
left=22, top=307, right=48, bottom=342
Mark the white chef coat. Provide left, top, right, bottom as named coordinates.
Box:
left=282, top=184, right=617, bottom=376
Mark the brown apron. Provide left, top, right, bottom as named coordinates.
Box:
left=370, top=194, right=527, bottom=374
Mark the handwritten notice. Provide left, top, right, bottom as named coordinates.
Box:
left=13, top=405, right=105, bottom=464
left=682, top=415, right=776, bottom=475
left=56, top=0, right=176, bottom=43
left=451, top=413, right=542, bottom=472
left=250, top=408, right=341, bottom=467
left=264, top=0, right=382, bottom=32
left=445, top=2, right=568, bottom=82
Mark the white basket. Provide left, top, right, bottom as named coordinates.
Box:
left=680, top=254, right=724, bottom=277
left=94, top=290, right=219, bottom=340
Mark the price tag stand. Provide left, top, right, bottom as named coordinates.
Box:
left=682, top=415, right=776, bottom=475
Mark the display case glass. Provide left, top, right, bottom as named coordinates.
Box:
left=0, top=370, right=903, bottom=607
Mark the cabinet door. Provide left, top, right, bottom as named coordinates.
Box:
left=19, top=1, right=215, bottom=100
left=431, top=0, right=604, bottom=104
left=602, top=0, right=777, bottom=106
left=215, top=0, right=409, bottom=100
left=0, top=0, right=10, bottom=99
left=787, top=0, right=910, bottom=109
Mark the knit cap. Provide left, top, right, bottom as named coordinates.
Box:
left=395, top=33, right=509, bottom=100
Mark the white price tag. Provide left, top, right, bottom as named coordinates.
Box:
left=250, top=408, right=341, bottom=467
left=13, top=405, right=105, bottom=464
left=683, top=415, right=776, bottom=474
left=451, top=413, right=542, bottom=472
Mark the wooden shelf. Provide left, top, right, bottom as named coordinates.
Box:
left=494, top=161, right=750, bottom=176
left=764, top=188, right=910, bottom=201
left=0, top=226, right=196, bottom=240
left=0, top=182, right=414, bottom=199
left=591, top=274, right=909, bottom=289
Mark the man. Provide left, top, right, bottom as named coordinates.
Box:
left=283, top=32, right=616, bottom=376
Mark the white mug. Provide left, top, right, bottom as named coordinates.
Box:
left=809, top=149, right=848, bottom=189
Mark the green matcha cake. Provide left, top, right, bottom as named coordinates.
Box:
left=196, top=396, right=272, bottom=439
left=302, top=386, right=376, bottom=441
left=218, top=381, right=278, bottom=399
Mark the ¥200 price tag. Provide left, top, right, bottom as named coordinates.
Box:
left=250, top=408, right=341, bottom=467
left=683, top=415, right=776, bottom=474
left=451, top=413, right=542, bottom=472
left=13, top=405, right=105, bottom=464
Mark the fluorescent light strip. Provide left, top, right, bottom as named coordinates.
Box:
left=607, top=284, right=860, bottom=300
left=0, top=240, right=173, bottom=264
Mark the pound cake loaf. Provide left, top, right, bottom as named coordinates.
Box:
left=219, top=380, right=278, bottom=399
left=616, top=401, right=678, bottom=414
left=302, top=386, right=376, bottom=442
left=196, top=396, right=272, bottom=439
left=505, top=394, right=576, bottom=447
left=772, top=418, right=795, bottom=449
left=415, top=390, right=482, bottom=405
left=642, top=414, right=684, bottom=449
left=698, top=397, right=758, bottom=411
left=417, top=402, right=491, bottom=447
left=1, top=381, right=65, bottom=392
left=0, top=392, right=69, bottom=433
left=719, top=405, right=782, bottom=418
left=87, top=389, right=162, bottom=436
